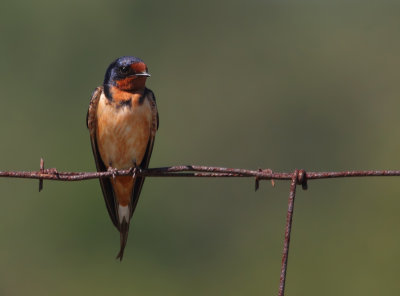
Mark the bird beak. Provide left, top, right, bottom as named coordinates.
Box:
left=135, top=72, right=151, bottom=77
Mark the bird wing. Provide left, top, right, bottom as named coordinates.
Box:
left=129, top=87, right=159, bottom=218
left=87, top=86, right=119, bottom=228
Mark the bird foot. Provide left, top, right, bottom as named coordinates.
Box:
left=107, top=167, right=118, bottom=179
left=128, top=163, right=141, bottom=179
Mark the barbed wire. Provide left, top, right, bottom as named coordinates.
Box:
left=1, top=158, right=400, bottom=296
left=2, top=159, right=400, bottom=182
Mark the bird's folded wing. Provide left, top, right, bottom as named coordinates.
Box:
left=129, top=88, right=159, bottom=218
left=87, top=86, right=119, bottom=228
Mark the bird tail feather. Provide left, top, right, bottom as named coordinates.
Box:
left=116, top=218, right=130, bottom=261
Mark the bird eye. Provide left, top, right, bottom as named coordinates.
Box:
left=119, top=66, right=130, bottom=75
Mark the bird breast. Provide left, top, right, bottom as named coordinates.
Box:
left=96, top=92, right=152, bottom=169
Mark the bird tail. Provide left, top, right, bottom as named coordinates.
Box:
left=116, top=218, right=130, bottom=261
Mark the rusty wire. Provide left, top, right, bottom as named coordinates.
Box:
left=1, top=158, right=400, bottom=295
left=278, top=170, right=299, bottom=296
left=1, top=160, right=400, bottom=182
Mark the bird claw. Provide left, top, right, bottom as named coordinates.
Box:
left=129, top=162, right=140, bottom=179
left=129, top=167, right=137, bottom=179
left=107, top=167, right=118, bottom=179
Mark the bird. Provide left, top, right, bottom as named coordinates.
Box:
left=86, top=56, right=159, bottom=260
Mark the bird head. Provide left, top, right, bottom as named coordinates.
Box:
left=103, top=56, right=150, bottom=93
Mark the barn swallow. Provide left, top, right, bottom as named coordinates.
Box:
left=86, top=56, right=159, bottom=260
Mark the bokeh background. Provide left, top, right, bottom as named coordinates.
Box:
left=1, top=0, right=400, bottom=295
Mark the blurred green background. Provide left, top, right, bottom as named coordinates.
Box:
left=0, top=0, right=400, bottom=295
